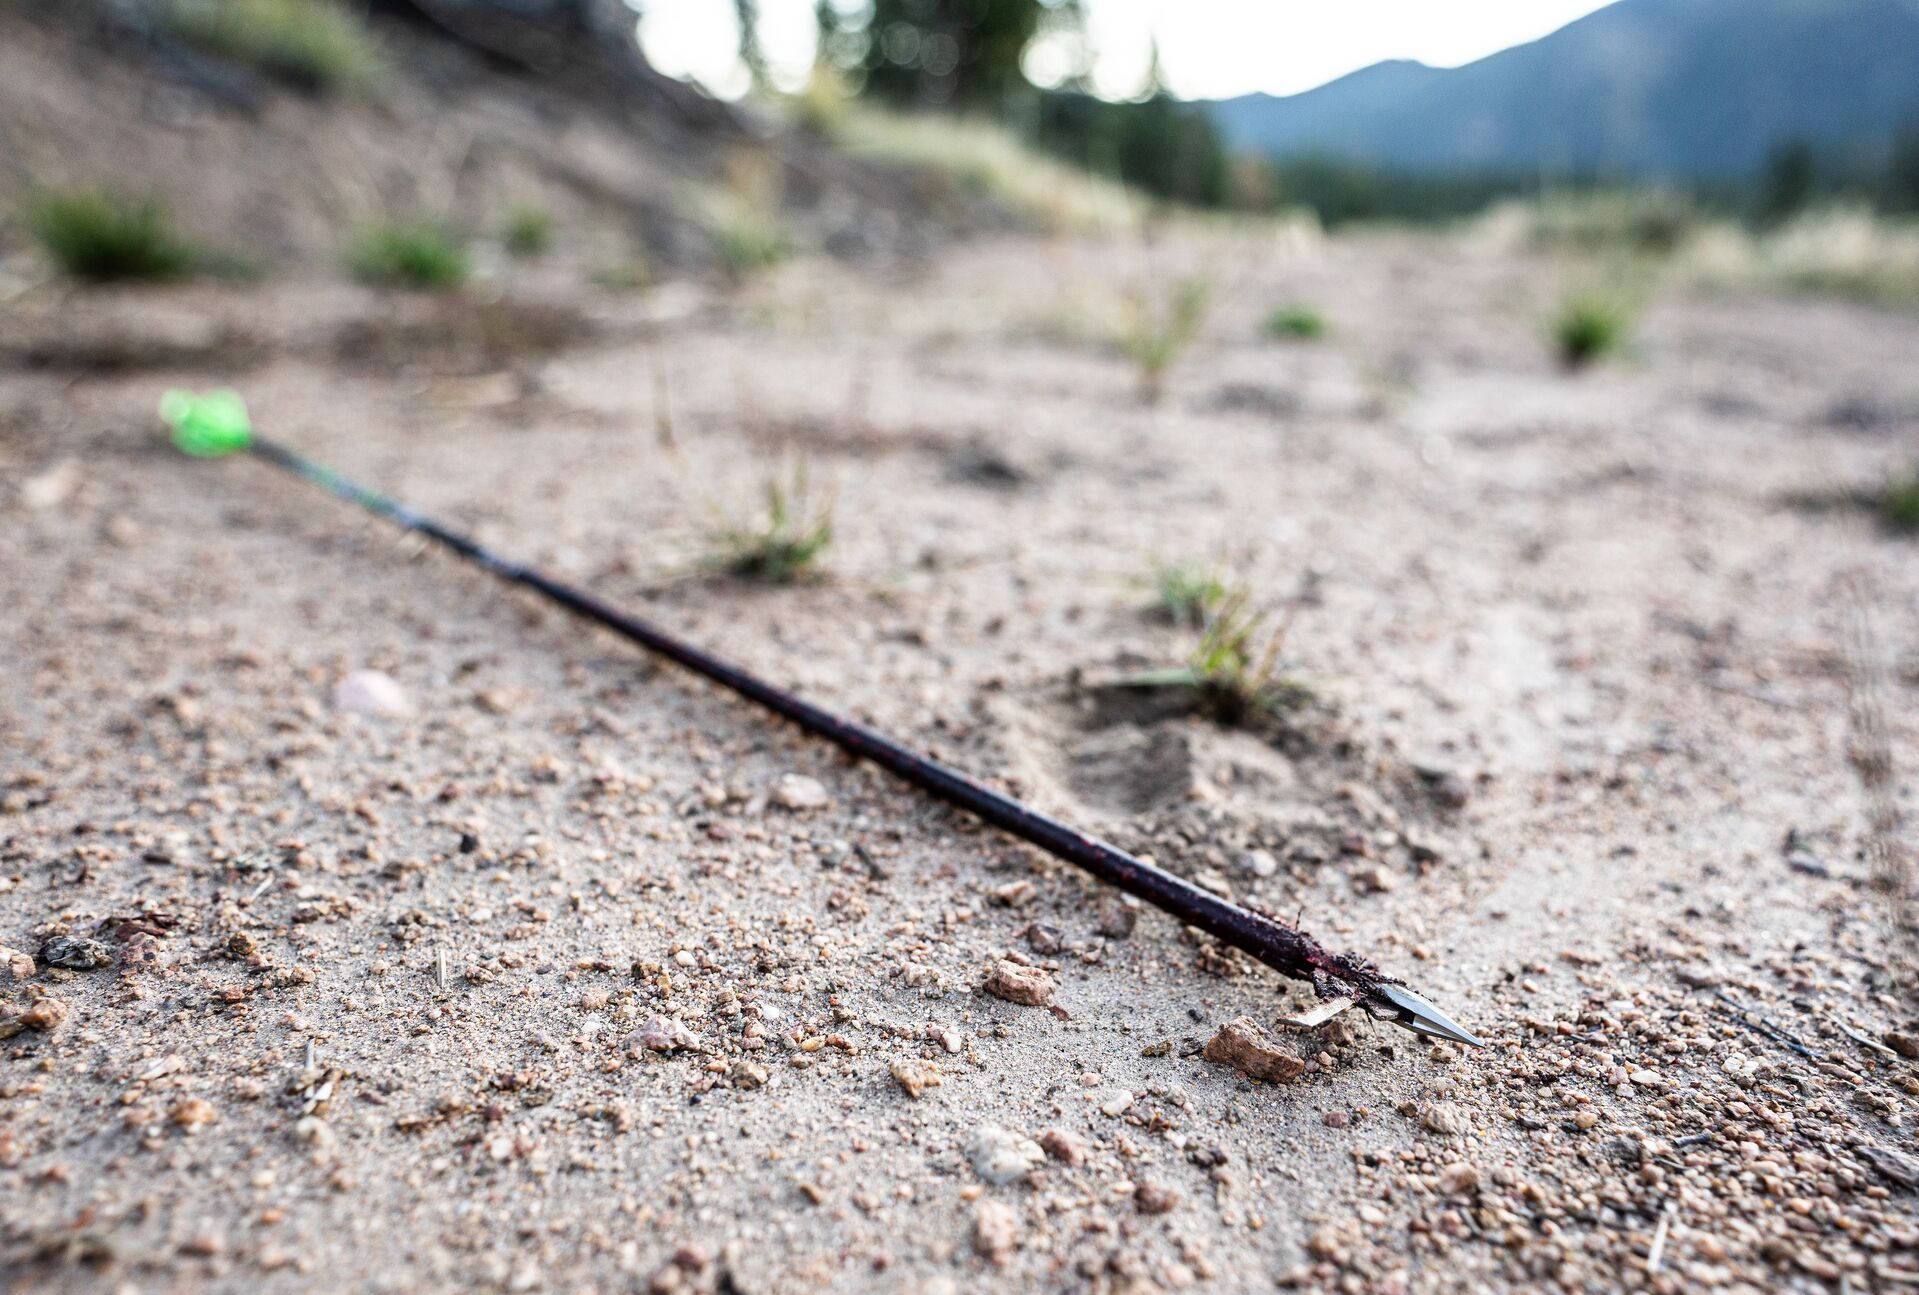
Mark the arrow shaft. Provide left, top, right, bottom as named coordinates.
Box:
left=247, top=435, right=1382, bottom=999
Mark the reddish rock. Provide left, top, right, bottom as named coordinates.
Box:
left=983, top=960, right=1055, bottom=1007
left=1201, top=1016, right=1304, bottom=1082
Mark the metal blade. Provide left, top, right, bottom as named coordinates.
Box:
left=1281, top=995, right=1357, bottom=1030
left=1371, top=983, right=1486, bottom=1047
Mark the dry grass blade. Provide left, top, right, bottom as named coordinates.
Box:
left=1120, top=277, right=1210, bottom=406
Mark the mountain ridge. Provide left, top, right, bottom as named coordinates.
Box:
left=1206, top=0, right=1919, bottom=177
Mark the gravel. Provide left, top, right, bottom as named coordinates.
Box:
left=3, top=229, right=1915, bottom=1292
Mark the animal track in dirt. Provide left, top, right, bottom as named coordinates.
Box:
left=1061, top=724, right=1195, bottom=815
left=977, top=676, right=1473, bottom=899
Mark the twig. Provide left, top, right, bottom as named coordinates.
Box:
left=1713, top=991, right=1823, bottom=1060
left=1647, top=1201, right=1676, bottom=1275
left=1837, top=1021, right=1900, bottom=1059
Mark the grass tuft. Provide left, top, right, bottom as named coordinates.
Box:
left=714, top=460, right=833, bottom=582
left=1120, top=277, right=1210, bottom=405
left=1879, top=469, right=1919, bottom=535
left=27, top=189, right=197, bottom=282
left=348, top=220, right=468, bottom=289
left=167, top=0, right=383, bottom=94
left=709, top=204, right=790, bottom=279
left=1149, top=561, right=1227, bottom=628
left=1185, top=590, right=1310, bottom=726
left=501, top=206, right=552, bottom=259
left=1552, top=287, right=1635, bottom=369
left=1262, top=305, right=1325, bottom=341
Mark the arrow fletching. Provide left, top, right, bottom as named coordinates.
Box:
left=161, top=389, right=253, bottom=457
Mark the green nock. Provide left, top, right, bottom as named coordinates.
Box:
left=160, top=389, right=253, bottom=457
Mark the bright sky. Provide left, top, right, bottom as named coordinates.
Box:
left=637, top=0, right=1621, bottom=102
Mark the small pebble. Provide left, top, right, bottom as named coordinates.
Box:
left=1353, top=865, right=1397, bottom=894
left=1037, top=1128, right=1084, bottom=1165
left=890, top=1059, right=942, bottom=1099
left=1095, top=903, right=1138, bottom=939
left=332, top=670, right=408, bottom=716
left=966, top=1125, right=1044, bottom=1185
left=982, top=960, right=1055, bottom=1007
left=1135, top=1181, right=1179, bottom=1215
left=0, top=995, right=68, bottom=1038
left=1416, top=1101, right=1469, bottom=1137
left=170, top=1098, right=217, bottom=1132
left=1201, top=1017, right=1303, bottom=1082
left=972, top=1199, right=1019, bottom=1265
left=628, top=1017, right=695, bottom=1053
left=293, top=1116, right=335, bottom=1150
left=1022, top=923, right=1065, bottom=955
left=39, top=936, right=113, bottom=971
left=771, top=774, right=830, bottom=811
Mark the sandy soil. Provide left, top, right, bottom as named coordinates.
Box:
left=3, top=230, right=1918, bottom=1294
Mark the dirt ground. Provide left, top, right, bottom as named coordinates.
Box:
left=3, top=229, right=1918, bottom=1294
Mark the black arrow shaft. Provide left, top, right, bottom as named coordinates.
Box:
left=246, top=435, right=1374, bottom=996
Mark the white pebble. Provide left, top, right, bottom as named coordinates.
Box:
left=966, top=1125, right=1045, bottom=1185
left=332, top=669, right=409, bottom=716
left=772, top=773, right=831, bottom=811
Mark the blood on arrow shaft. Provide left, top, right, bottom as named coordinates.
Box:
left=166, top=391, right=1483, bottom=1048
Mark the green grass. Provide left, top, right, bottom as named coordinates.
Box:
left=501, top=206, right=552, bottom=259
left=348, top=220, right=468, bottom=289
left=1119, top=277, right=1210, bottom=405
left=709, top=204, right=790, bottom=279
left=1149, top=561, right=1227, bottom=627
left=1551, top=288, right=1636, bottom=368
left=714, top=462, right=833, bottom=582
left=1120, top=576, right=1311, bottom=726
left=167, top=0, right=383, bottom=94
left=26, top=189, right=197, bottom=282
left=1184, top=590, right=1310, bottom=726
left=1880, top=470, right=1919, bottom=535
left=1262, top=305, right=1325, bottom=341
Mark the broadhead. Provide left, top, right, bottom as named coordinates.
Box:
left=1369, top=982, right=1486, bottom=1047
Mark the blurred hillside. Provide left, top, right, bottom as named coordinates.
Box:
left=1209, top=0, right=1919, bottom=180
left=0, top=0, right=1017, bottom=275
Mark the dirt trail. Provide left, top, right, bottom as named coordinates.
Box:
left=2, top=230, right=1917, bottom=1293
